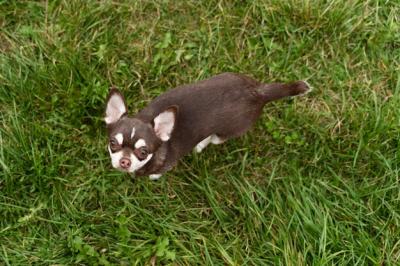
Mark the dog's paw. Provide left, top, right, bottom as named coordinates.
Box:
left=195, top=136, right=212, bottom=153
left=195, top=144, right=204, bottom=153
left=149, top=174, right=162, bottom=180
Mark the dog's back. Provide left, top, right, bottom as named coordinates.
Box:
left=137, top=73, right=310, bottom=167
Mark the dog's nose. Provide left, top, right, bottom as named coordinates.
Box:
left=119, top=158, right=131, bottom=169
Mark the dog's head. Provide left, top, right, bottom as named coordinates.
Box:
left=104, top=88, right=177, bottom=173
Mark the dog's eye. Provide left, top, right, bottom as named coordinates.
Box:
left=109, top=139, right=120, bottom=151
left=135, top=146, right=149, bottom=160
left=139, top=147, right=148, bottom=157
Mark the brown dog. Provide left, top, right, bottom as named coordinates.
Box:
left=105, top=72, right=310, bottom=180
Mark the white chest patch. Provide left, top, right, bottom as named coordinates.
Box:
left=115, top=133, right=124, bottom=145
left=135, top=139, right=146, bottom=148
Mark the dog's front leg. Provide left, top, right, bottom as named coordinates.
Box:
left=149, top=174, right=162, bottom=180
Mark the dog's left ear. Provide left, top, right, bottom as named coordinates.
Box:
left=153, top=106, right=178, bottom=141
left=105, top=87, right=127, bottom=125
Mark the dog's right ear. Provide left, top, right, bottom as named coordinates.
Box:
left=105, top=87, right=127, bottom=125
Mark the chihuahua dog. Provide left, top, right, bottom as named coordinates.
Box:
left=105, top=72, right=310, bottom=180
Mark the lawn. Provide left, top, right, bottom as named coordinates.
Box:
left=0, top=0, right=399, bottom=265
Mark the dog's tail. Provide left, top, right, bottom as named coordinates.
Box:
left=256, top=81, right=311, bottom=103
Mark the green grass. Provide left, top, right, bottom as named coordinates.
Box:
left=0, top=0, right=399, bottom=264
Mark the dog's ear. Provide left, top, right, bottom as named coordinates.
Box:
left=105, top=87, right=127, bottom=125
left=153, top=106, right=178, bottom=141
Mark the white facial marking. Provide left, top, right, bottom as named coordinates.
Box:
left=115, top=133, right=123, bottom=145
left=131, top=127, right=136, bottom=139
left=108, top=145, right=153, bottom=173
left=135, top=139, right=146, bottom=148
left=154, top=110, right=175, bottom=141
left=108, top=146, right=124, bottom=169
left=105, top=94, right=126, bottom=124
left=128, top=153, right=153, bottom=173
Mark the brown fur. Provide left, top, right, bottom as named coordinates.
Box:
left=106, top=72, right=310, bottom=176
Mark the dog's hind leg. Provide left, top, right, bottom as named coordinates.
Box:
left=195, top=134, right=225, bottom=153
left=210, top=134, right=225, bottom=144
left=195, top=136, right=212, bottom=153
